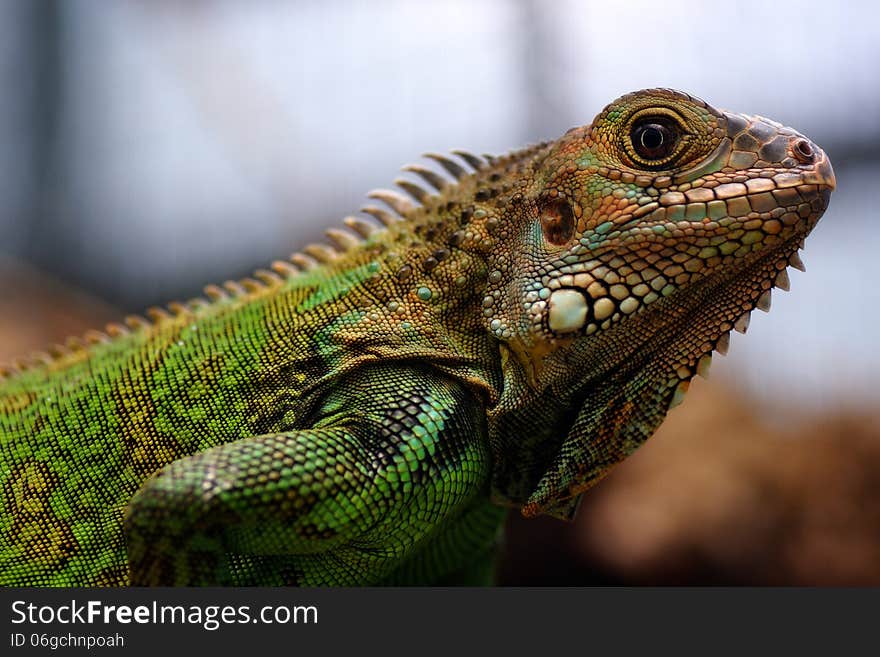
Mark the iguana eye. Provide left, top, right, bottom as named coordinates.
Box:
left=631, top=117, right=679, bottom=163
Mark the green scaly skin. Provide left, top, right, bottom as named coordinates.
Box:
left=0, top=89, right=835, bottom=585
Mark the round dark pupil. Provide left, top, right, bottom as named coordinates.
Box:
left=632, top=120, right=676, bottom=162
left=641, top=125, right=664, bottom=150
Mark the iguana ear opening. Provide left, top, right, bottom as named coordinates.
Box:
left=539, top=198, right=577, bottom=247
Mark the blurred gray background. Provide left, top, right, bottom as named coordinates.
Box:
left=2, top=0, right=879, bottom=585
left=0, top=0, right=876, bottom=405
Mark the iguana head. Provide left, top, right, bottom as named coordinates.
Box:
left=482, top=88, right=835, bottom=518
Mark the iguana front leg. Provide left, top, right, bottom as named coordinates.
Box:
left=123, top=365, right=497, bottom=585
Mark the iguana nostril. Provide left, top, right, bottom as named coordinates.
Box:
left=792, top=138, right=814, bottom=163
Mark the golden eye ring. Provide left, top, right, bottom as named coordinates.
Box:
left=623, top=109, right=689, bottom=170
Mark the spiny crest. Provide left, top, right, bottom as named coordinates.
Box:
left=667, top=241, right=809, bottom=411
left=0, top=149, right=504, bottom=381
left=283, top=147, right=501, bottom=269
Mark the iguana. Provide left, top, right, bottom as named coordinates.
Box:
left=0, top=89, right=835, bottom=586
